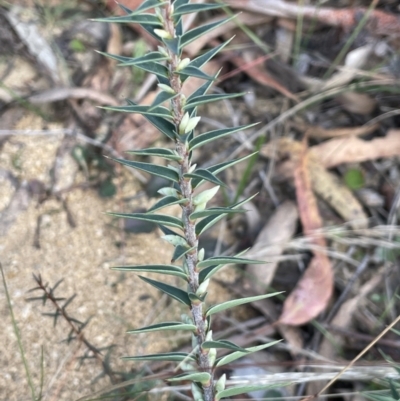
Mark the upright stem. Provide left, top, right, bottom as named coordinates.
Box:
left=163, top=3, right=214, bottom=400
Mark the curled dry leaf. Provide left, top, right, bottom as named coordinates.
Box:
left=279, top=143, right=334, bottom=326
left=246, top=201, right=298, bottom=292
left=310, top=129, right=400, bottom=168
left=335, top=91, right=377, bottom=115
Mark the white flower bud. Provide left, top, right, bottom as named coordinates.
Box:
left=188, top=164, right=197, bottom=173
left=205, top=330, right=213, bottom=341
left=208, top=347, right=217, bottom=367
left=215, top=374, right=226, bottom=392
left=194, top=201, right=206, bottom=213
left=161, top=235, right=188, bottom=247
left=157, top=45, right=169, bottom=57
left=154, top=29, right=172, bottom=39
left=179, top=112, right=190, bottom=134
left=157, top=187, right=178, bottom=197
left=193, top=186, right=220, bottom=206
left=191, top=383, right=205, bottom=401
left=177, top=57, right=191, bottom=71
left=184, top=116, right=201, bottom=134
left=198, top=248, right=205, bottom=262
left=157, top=83, right=175, bottom=94
left=196, top=278, right=210, bottom=296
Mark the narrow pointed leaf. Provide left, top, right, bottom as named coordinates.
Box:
left=163, top=36, right=181, bottom=55
left=109, top=212, right=183, bottom=230
left=112, top=264, right=187, bottom=280
left=190, top=38, right=233, bottom=70
left=192, top=152, right=258, bottom=188
left=111, top=159, right=179, bottom=182
left=202, top=340, right=247, bottom=352
left=206, top=293, right=283, bottom=317
left=126, top=147, right=182, bottom=161
left=131, top=62, right=169, bottom=78
left=180, top=16, right=236, bottom=48
left=189, top=123, right=259, bottom=151
left=216, top=383, right=288, bottom=400
left=174, top=3, right=224, bottom=16
left=123, top=352, right=193, bottom=362
left=147, top=196, right=187, bottom=213
left=184, top=92, right=246, bottom=109
left=195, top=194, right=257, bottom=236
left=185, top=73, right=219, bottom=115
left=158, top=224, right=184, bottom=238
left=184, top=169, right=225, bottom=187
left=97, top=51, right=168, bottom=66
left=216, top=340, right=282, bottom=367
left=168, top=372, right=211, bottom=383
left=150, top=91, right=178, bottom=109
left=140, top=276, right=191, bottom=305
left=135, top=0, right=168, bottom=14
left=175, top=66, right=213, bottom=80
left=102, top=103, right=172, bottom=120
left=198, top=256, right=264, bottom=269
left=190, top=207, right=246, bottom=220
left=95, top=13, right=162, bottom=25
left=172, top=245, right=195, bottom=263
left=144, top=114, right=176, bottom=140
left=128, top=321, right=196, bottom=334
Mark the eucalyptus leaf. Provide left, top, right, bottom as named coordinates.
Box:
left=111, top=158, right=179, bottom=182
left=216, top=340, right=282, bottom=367
left=189, top=123, right=259, bottom=151
left=112, top=264, right=187, bottom=280
left=206, top=293, right=283, bottom=316
left=140, top=276, right=191, bottom=306
left=108, top=212, right=183, bottom=230
left=128, top=321, right=197, bottom=334
left=126, top=147, right=182, bottom=161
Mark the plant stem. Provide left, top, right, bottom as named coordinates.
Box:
left=163, top=2, right=214, bottom=400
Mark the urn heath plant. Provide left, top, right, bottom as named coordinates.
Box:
left=96, top=1, right=282, bottom=400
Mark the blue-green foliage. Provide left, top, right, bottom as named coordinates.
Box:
left=97, top=1, right=282, bottom=400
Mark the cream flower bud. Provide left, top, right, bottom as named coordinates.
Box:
left=184, top=116, right=201, bottom=134
left=188, top=164, right=197, bottom=173
left=208, top=347, right=217, bottom=367
left=196, top=278, right=210, bottom=296
left=191, top=383, right=205, bottom=401
left=177, top=57, right=190, bottom=71
left=154, top=29, right=172, bottom=39
left=157, top=83, right=175, bottom=94
left=193, top=186, right=220, bottom=206
left=215, top=374, right=226, bottom=392
left=205, top=330, right=213, bottom=341
left=179, top=112, right=190, bottom=135
left=157, top=187, right=179, bottom=197
left=198, top=248, right=205, bottom=262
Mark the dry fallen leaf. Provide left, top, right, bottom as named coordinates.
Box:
left=279, top=142, right=334, bottom=326
left=311, top=129, right=400, bottom=168
left=246, top=201, right=298, bottom=292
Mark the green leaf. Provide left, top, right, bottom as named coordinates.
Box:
left=184, top=169, right=225, bottom=187
left=112, top=264, right=187, bottom=280
left=163, top=36, right=181, bottom=55
left=168, top=372, right=211, bottom=383
left=94, top=13, right=162, bottom=25
left=150, top=91, right=178, bottom=109
left=180, top=16, right=236, bottom=48
left=202, top=340, right=247, bottom=352
left=195, top=194, right=257, bottom=236
left=344, top=168, right=365, bottom=190
left=175, top=66, right=213, bottom=80
left=198, top=256, right=264, bottom=269
left=158, top=224, right=184, bottom=238
left=172, top=245, right=196, bottom=263
left=189, top=123, right=259, bottom=151
left=185, top=74, right=219, bottom=115
left=184, top=92, right=246, bottom=109
left=126, top=147, right=182, bottom=161
left=102, top=103, right=172, bottom=120
left=174, top=3, right=224, bottom=16
left=111, top=158, right=179, bottom=182
left=140, top=276, right=191, bottom=306
left=190, top=207, right=246, bottom=220
left=135, top=0, right=168, bottom=14
left=109, top=212, right=183, bottom=230
left=216, top=383, right=288, bottom=400
left=128, top=321, right=197, bottom=334
left=206, top=293, right=283, bottom=316
left=143, top=113, right=176, bottom=140
left=191, top=152, right=258, bottom=188
left=216, top=340, right=282, bottom=367
left=123, top=352, right=194, bottom=362
left=147, top=196, right=187, bottom=213
left=190, top=38, right=233, bottom=70
left=97, top=51, right=168, bottom=66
